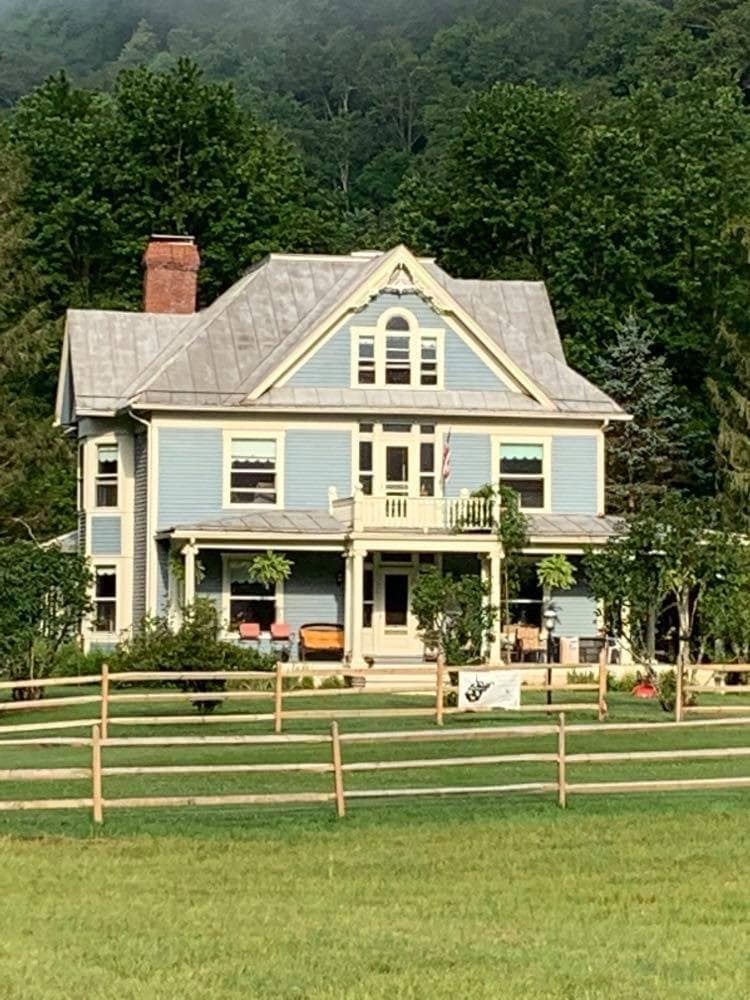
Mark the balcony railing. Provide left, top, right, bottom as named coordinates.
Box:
left=329, top=488, right=499, bottom=532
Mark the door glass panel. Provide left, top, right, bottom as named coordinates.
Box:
left=385, top=446, right=409, bottom=495
left=384, top=574, right=409, bottom=627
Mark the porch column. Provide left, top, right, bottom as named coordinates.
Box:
left=182, top=541, right=198, bottom=607
left=350, top=548, right=366, bottom=668
left=343, top=552, right=353, bottom=661
left=488, top=546, right=503, bottom=664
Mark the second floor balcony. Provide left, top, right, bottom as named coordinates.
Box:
left=329, top=487, right=500, bottom=533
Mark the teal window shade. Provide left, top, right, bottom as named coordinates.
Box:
left=230, top=438, right=277, bottom=505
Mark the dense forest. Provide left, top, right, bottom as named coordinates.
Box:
left=0, top=0, right=749, bottom=540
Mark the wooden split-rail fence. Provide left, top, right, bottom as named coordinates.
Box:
left=1, top=713, right=749, bottom=825
left=0, top=659, right=610, bottom=742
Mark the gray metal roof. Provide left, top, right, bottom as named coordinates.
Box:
left=166, top=508, right=347, bottom=536
left=67, top=309, right=189, bottom=410
left=163, top=508, right=621, bottom=542
left=62, top=249, right=625, bottom=419
left=135, top=386, right=551, bottom=414
left=526, top=514, right=622, bottom=540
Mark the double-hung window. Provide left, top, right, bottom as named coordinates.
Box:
left=94, top=567, right=117, bottom=633
left=420, top=337, right=438, bottom=386
left=385, top=334, right=411, bottom=384
left=230, top=438, right=277, bottom=505
left=357, top=336, right=376, bottom=384
left=228, top=567, right=277, bottom=631
left=500, top=443, right=545, bottom=509
left=96, top=444, right=118, bottom=507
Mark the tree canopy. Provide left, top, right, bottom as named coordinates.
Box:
left=1, top=1, right=750, bottom=537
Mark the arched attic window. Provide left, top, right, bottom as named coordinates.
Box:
left=384, top=313, right=412, bottom=384
left=385, top=315, right=410, bottom=331
left=355, top=309, right=440, bottom=387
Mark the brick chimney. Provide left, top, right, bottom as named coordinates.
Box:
left=142, top=234, right=200, bottom=314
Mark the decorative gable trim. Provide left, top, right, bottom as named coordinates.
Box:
left=246, top=246, right=556, bottom=409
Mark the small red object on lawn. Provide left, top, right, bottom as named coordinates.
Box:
left=633, top=682, right=657, bottom=699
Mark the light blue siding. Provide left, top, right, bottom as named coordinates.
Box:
left=90, top=516, right=121, bottom=555
left=551, top=436, right=598, bottom=514
left=444, top=433, right=492, bottom=497
left=284, top=552, right=344, bottom=632
left=284, top=292, right=507, bottom=391
left=286, top=328, right=350, bottom=387
left=158, top=427, right=223, bottom=529
left=285, top=429, right=351, bottom=508
left=196, top=551, right=223, bottom=614
left=444, top=330, right=505, bottom=389
left=552, top=584, right=598, bottom=637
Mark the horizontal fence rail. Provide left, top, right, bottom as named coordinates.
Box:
left=0, top=715, right=748, bottom=824
left=0, top=661, right=610, bottom=739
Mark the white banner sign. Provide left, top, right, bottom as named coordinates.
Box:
left=458, top=670, right=521, bottom=712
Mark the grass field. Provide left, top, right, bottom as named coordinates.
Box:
left=1, top=688, right=749, bottom=998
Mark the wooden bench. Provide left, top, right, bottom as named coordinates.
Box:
left=299, top=623, right=345, bottom=661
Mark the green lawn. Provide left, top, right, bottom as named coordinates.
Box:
left=0, top=688, right=749, bottom=997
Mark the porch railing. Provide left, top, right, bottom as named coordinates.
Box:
left=329, top=489, right=498, bottom=532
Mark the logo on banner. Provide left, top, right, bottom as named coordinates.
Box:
left=458, top=670, right=521, bottom=711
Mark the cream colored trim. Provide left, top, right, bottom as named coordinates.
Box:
left=148, top=423, right=161, bottom=614
left=221, top=429, right=285, bottom=510
left=246, top=245, right=556, bottom=407
left=54, top=325, right=71, bottom=426
left=155, top=415, right=302, bottom=430
left=492, top=433, right=552, bottom=513
left=596, top=429, right=606, bottom=516
left=129, top=403, right=631, bottom=423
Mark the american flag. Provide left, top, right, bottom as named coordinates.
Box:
left=442, top=428, right=452, bottom=483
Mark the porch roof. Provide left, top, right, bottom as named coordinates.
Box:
left=526, top=513, right=622, bottom=542
left=162, top=508, right=347, bottom=539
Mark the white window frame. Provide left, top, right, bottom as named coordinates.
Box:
left=221, top=555, right=285, bottom=634
left=92, top=565, right=118, bottom=635
left=94, top=441, right=120, bottom=510
left=351, top=308, right=445, bottom=390
left=223, top=431, right=285, bottom=509
left=492, top=435, right=551, bottom=513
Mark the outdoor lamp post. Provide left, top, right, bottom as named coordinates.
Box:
left=543, top=605, right=558, bottom=706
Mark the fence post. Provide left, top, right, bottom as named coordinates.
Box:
left=557, top=712, right=567, bottom=809
left=91, top=724, right=103, bottom=825
left=675, top=660, right=684, bottom=723
left=330, top=720, right=346, bottom=818
left=598, top=651, right=608, bottom=722
left=435, top=654, right=445, bottom=727
left=274, top=660, right=284, bottom=734
left=100, top=663, right=110, bottom=741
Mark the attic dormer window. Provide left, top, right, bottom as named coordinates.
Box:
left=354, top=310, right=443, bottom=389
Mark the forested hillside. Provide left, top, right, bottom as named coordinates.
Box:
left=0, top=0, right=749, bottom=539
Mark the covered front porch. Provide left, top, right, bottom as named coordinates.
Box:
left=157, top=508, right=614, bottom=666
left=156, top=510, right=503, bottom=664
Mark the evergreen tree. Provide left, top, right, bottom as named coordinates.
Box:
left=596, top=314, right=694, bottom=513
